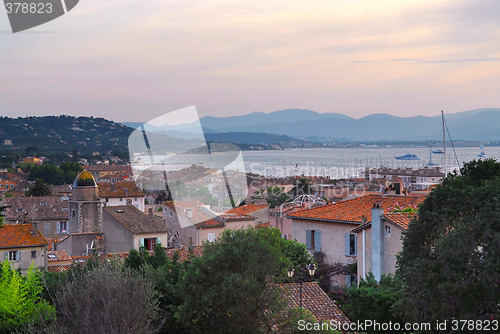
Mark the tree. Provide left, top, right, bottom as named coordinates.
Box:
left=265, top=186, right=291, bottom=208
left=0, top=206, right=9, bottom=228
left=397, top=159, right=500, bottom=324
left=0, top=261, right=55, bottom=333
left=292, top=177, right=312, bottom=196
left=177, top=228, right=310, bottom=333
left=334, top=273, right=403, bottom=334
left=26, top=179, right=52, bottom=197
left=47, top=260, right=162, bottom=334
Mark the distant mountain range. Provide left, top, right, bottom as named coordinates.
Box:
left=123, top=108, right=500, bottom=142
left=197, top=108, right=500, bottom=142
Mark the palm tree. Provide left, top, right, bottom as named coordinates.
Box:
left=26, top=179, right=52, bottom=197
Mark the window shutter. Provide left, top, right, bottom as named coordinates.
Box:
left=345, top=234, right=350, bottom=256
left=306, top=230, right=312, bottom=250
left=345, top=275, right=351, bottom=287
left=18, top=251, right=22, bottom=262
left=4, top=252, right=8, bottom=261
left=157, top=237, right=162, bottom=246
left=56, top=222, right=61, bottom=234
left=139, top=238, right=144, bottom=248
left=354, top=234, right=358, bottom=256
left=315, top=230, right=322, bottom=251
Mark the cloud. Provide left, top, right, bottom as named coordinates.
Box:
left=0, top=0, right=499, bottom=120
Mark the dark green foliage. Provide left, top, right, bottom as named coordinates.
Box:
left=291, top=177, right=312, bottom=196
left=26, top=179, right=52, bottom=197
left=334, top=273, right=403, bottom=334
left=0, top=115, right=133, bottom=156
left=265, top=186, right=291, bottom=208
left=397, top=159, right=500, bottom=324
left=28, top=162, right=82, bottom=185
left=177, top=228, right=311, bottom=334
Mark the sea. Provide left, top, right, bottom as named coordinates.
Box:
left=241, top=147, right=500, bottom=179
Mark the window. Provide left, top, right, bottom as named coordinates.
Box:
left=6, top=251, right=22, bottom=262
left=345, top=275, right=357, bottom=287
left=386, top=225, right=391, bottom=236
left=31, top=251, right=36, bottom=259
left=207, top=233, right=216, bottom=243
left=306, top=230, right=321, bottom=251
left=134, top=197, right=137, bottom=202
left=119, top=198, right=123, bottom=202
left=140, top=237, right=159, bottom=251
left=56, top=222, right=68, bottom=234
left=44, top=222, right=51, bottom=234
left=10, top=184, right=14, bottom=189
left=345, top=233, right=357, bottom=256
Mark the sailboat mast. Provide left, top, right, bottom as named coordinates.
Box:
left=441, top=110, right=446, bottom=174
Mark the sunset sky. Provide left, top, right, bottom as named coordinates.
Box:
left=1, top=0, right=499, bottom=121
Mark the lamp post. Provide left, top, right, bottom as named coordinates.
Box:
left=287, top=261, right=316, bottom=309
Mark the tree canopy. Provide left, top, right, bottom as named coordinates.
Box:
left=397, top=159, right=500, bottom=323
left=177, top=228, right=312, bottom=334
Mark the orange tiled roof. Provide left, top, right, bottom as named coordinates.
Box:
left=166, top=201, right=254, bottom=228
left=98, top=181, right=144, bottom=198
left=47, top=250, right=72, bottom=262
left=0, top=224, right=48, bottom=249
left=384, top=212, right=418, bottom=230
left=287, top=194, right=425, bottom=224
left=277, top=282, right=350, bottom=324
left=226, top=204, right=269, bottom=215
left=83, top=164, right=132, bottom=172
left=47, top=265, right=72, bottom=273
left=165, top=246, right=203, bottom=262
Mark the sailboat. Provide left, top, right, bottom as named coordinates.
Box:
left=425, top=146, right=439, bottom=167
left=477, top=145, right=486, bottom=158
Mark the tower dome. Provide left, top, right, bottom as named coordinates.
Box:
left=73, top=170, right=97, bottom=187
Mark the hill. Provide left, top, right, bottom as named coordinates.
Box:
left=0, top=115, right=133, bottom=156
left=196, top=108, right=500, bottom=142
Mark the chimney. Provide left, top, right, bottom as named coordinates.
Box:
left=31, top=222, right=38, bottom=236
left=173, top=231, right=181, bottom=249
left=361, top=215, right=367, bottom=224
left=126, top=199, right=132, bottom=206
left=110, top=181, right=116, bottom=192
left=52, top=240, right=57, bottom=251
left=371, top=203, right=385, bottom=281
left=148, top=208, right=153, bottom=222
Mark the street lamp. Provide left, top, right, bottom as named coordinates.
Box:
left=287, top=261, right=316, bottom=309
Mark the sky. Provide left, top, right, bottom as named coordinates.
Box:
left=0, top=0, right=499, bottom=122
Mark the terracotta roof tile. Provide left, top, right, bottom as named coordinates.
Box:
left=1, top=196, right=70, bottom=221
left=288, top=194, right=425, bottom=224
left=165, top=246, right=203, bottom=262
left=47, top=250, right=72, bottom=262
left=226, top=204, right=269, bottom=215
left=166, top=201, right=254, bottom=228
left=384, top=212, right=418, bottom=230
left=277, top=282, right=350, bottom=323
left=98, top=181, right=144, bottom=198
left=47, top=265, right=72, bottom=273
left=83, top=164, right=132, bottom=172
left=0, top=224, right=48, bottom=249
